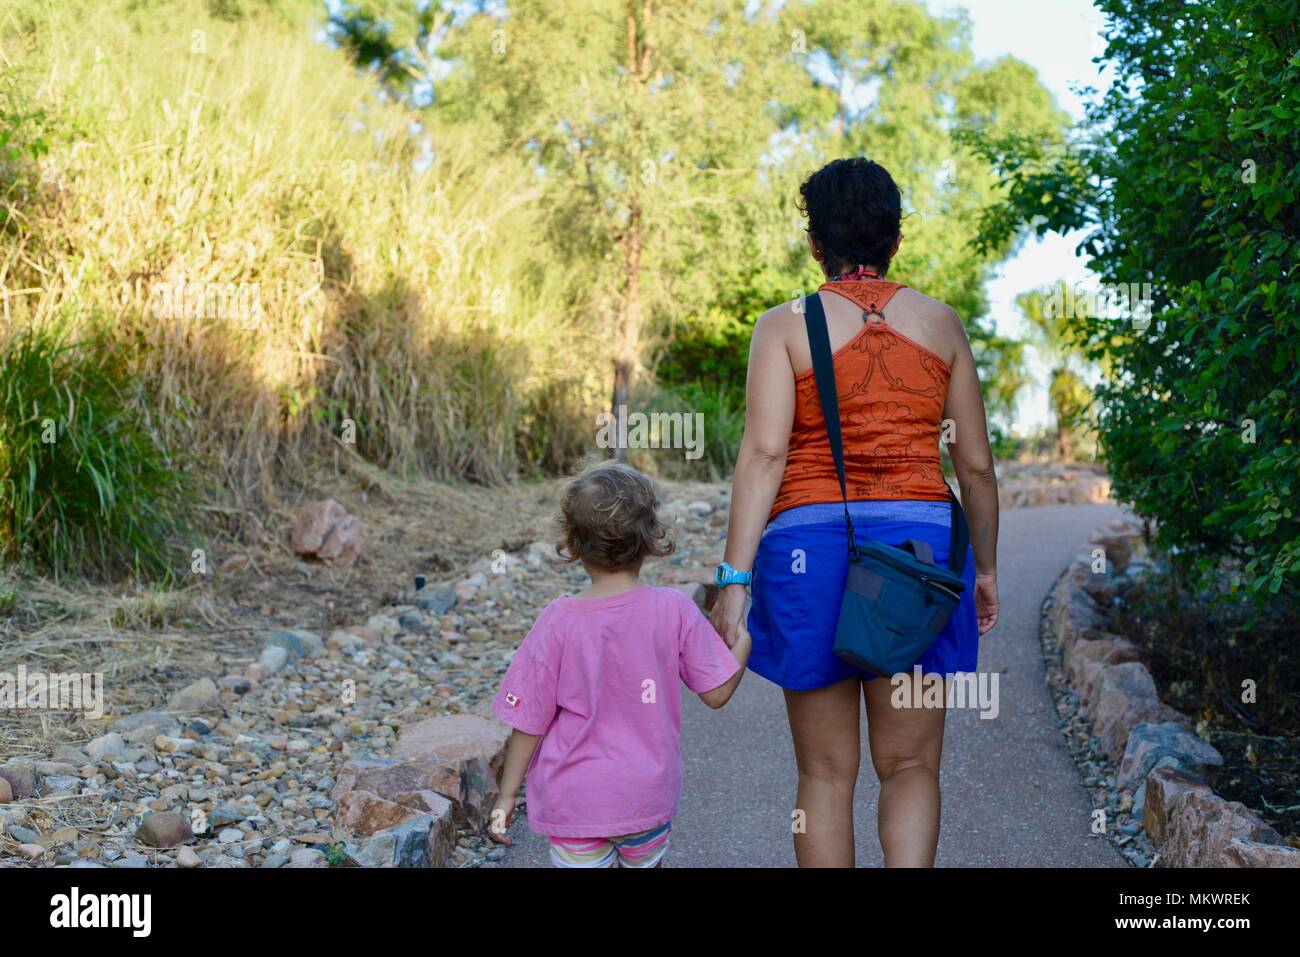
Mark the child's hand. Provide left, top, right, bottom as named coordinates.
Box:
left=487, top=793, right=517, bottom=844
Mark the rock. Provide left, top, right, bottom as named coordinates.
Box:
left=219, top=675, right=253, bottom=695
left=289, top=498, right=347, bottom=555
left=108, top=711, right=181, bottom=741
left=1133, top=754, right=1183, bottom=820
left=1161, top=789, right=1286, bottom=867
left=288, top=848, right=328, bottom=868
left=53, top=745, right=90, bottom=764
left=17, top=843, right=44, bottom=861
left=1118, top=722, right=1223, bottom=791
left=1088, top=532, right=1134, bottom=573
left=259, top=645, right=289, bottom=675
left=166, top=677, right=220, bottom=714
left=290, top=499, right=366, bottom=567
left=0, top=763, right=39, bottom=799
left=687, top=500, right=713, bottom=515
left=415, top=584, right=457, bottom=616
left=392, top=714, right=511, bottom=773
left=209, top=805, right=246, bottom=828
left=336, top=789, right=424, bottom=836
left=9, top=824, right=39, bottom=843
left=524, top=541, right=558, bottom=567
left=346, top=811, right=450, bottom=869
left=217, top=828, right=243, bottom=844
left=318, top=514, right=367, bottom=566
left=1062, top=635, right=1142, bottom=701
left=1090, top=662, right=1183, bottom=760
left=135, top=811, right=195, bottom=848
left=1222, top=838, right=1300, bottom=868
left=86, top=732, right=125, bottom=761
left=0, top=778, right=11, bottom=804
left=266, top=630, right=324, bottom=659
left=176, top=846, right=202, bottom=868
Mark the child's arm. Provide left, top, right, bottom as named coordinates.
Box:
left=698, top=622, right=752, bottom=709
left=488, top=729, right=542, bottom=844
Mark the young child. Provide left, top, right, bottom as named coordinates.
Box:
left=488, top=462, right=750, bottom=868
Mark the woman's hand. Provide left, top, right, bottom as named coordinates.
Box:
left=974, top=573, right=999, bottom=635
left=487, top=792, right=517, bottom=845
left=710, top=584, right=748, bottom=648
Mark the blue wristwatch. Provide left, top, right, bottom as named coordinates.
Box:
left=713, top=561, right=753, bottom=588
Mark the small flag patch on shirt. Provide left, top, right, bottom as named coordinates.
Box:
left=505, top=692, right=520, bottom=708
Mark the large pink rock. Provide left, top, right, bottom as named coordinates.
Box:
left=393, top=713, right=511, bottom=774
left=290, top=499, right=366, bottom=567
left=333, top=714, right=511, bottom=833
left=336, top=789, right=426, bottom=837
left=1160, top=789, right=1285, bottom=866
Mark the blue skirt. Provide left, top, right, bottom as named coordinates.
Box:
left=747, top=500, right=979, bottom=691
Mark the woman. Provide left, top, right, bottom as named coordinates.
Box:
left=709, top=157, right=1000, bottom=868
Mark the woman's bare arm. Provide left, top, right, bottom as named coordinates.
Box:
left=710, top=305, right=796, bottom=643
left=940, top=307, right=1000, bottom=633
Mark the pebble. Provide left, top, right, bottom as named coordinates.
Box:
left=176, top=846, right=202, bottom=868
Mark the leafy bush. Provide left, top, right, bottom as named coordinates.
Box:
left=0, top=324, right=196, bottom=580
left=969, top=0, right=1299, bottom=601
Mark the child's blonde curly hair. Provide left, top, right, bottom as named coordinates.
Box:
left=556, top=462, right=675, bottom=572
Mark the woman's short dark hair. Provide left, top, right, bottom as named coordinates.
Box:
left=798, top=158, right=902, bottom=275
left=556, top=462, right=674, bottom=571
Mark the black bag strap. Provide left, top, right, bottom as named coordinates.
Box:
left=802, top=291, right=968, bottom=575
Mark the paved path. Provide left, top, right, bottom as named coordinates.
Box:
left=500, top=502, right=1127, bottom=867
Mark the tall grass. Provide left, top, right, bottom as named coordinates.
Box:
left=0, top=323, right=195, bottom=580
left=0, top=0, right=603, bottom=524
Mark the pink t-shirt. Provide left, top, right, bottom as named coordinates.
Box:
left=491, top=584, right=740, bottom=838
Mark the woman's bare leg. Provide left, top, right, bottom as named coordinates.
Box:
left=783, top=676, right=861, bottom=867
left=863, top=674, right=947, bottom=867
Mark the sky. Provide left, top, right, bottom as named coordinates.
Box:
left=925, top=0, right=1112, bottom=431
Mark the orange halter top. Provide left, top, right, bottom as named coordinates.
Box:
left=769, top=277, right=952, bottom=523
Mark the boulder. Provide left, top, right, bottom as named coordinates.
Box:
left=1088, top=532, right=1134, bottom=573
left=335, top=789, right=425, bottom=837
left=1222, top=839, right=1300, bottom=868
left=1063, top=634, right=1142, bottom=701
left=290, top=499, right=366, bottom=567
left=317, top=514, right=366, bottom=566
left=1090, top=662, right=1184, bottom=760
left=1160, top=789, right=1285, bottom=866
left=1118, top=721, right=1223, bottom=791
left=333, top=714, right=510, bottom=832
left=1143, top=764, right=1214, bottom=843
left=346, top=810, right=451, bottom=869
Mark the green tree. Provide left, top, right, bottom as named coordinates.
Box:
left=332, top=0, right=804, bottom=457
left=968, top=0, right=1300, bottom=600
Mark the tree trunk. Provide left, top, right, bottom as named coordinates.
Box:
left=610, top=209, right=642, bottom=463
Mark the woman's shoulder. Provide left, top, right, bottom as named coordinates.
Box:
left=887, top=287, right=968, bottom=366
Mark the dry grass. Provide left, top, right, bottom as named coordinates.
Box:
left=0, top=0, right=605, bottom=515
